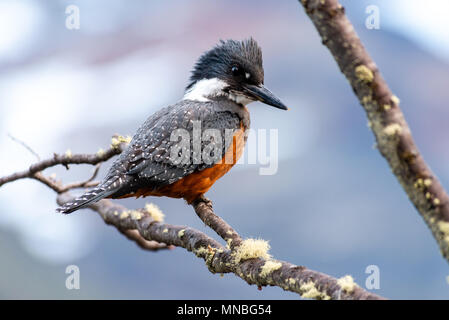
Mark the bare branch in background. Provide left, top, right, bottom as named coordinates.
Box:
left=58, top=164, right=101, bottom=193
left=300, top=0, right=449, bottom=262
left=7, top=133, right=41, bottom=161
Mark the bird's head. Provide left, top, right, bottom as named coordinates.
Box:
left=184, top=38, right=288, bottom=110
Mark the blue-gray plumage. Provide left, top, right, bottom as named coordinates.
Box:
left=57, top=38, right=287, bottom=214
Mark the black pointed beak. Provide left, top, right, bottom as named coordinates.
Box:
left=243, top=84, right=288, bottom=110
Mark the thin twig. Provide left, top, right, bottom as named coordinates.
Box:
left=7, top=133, right=41, bottom=161
left=58, top=164, right=101, bottom=193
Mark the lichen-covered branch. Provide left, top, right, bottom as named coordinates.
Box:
left=299, top=0, right=449, bottom=262
left=56, top=192, right=383, bottom=300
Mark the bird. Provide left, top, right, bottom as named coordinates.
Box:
left=57, top=38, right=287, bottom=214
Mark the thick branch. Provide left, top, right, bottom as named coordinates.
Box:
left=57, top=193, right=383, bottom=300
left=300, top=0, right=449, bottom=262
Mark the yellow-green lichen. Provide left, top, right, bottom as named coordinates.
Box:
left=414, top=178, right=424, bottom=189
left=194, top=246, right=209, bottom=257
left=111, top=135, right=132, bottom=148
left=383, top=104, right=391, bottom=111
left=260, top=260, right=282, bottom=278
left=355, top=65, right=374, bottom=82
left=337, top=275, right=357, bottom=293
left=162, top=228, right=168, bottom=233
left=130, top=210, right=142, bottom=220
left=204, top=245, right=217, bottom=267
left=145, top=203, right=165, bottom=222
left=434, top=198, right=441, bottom=206
left=300, top=281, right=330, bottom=300
left=178, top=229, right=185, bottom=238
left=438, top=221, right=449, bottom=235
left=119, top=211, right=129, bottom=219
left=118, top=209, right=143, bottom=220
left=383, top=123, right=402, bottom=136
left=424, top=178, right=432, bottom=187
left=439, top=221, right=449, bottom=243
left=233, top=238, right=271, bottom=264
left=391, top=95, right=400, bottom=105
left=96, top=148, right=105, bottom=157
left=65, top=149, right=72, bottom=158
left=362, top=95, right=372, bottom=104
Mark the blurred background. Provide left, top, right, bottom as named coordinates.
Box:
left=0, top=0, right=448, bottom=299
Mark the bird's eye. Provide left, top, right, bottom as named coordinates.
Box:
left=231, top=66, right=241, bottom=76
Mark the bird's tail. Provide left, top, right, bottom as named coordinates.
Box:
left=56, top=177, right=120, bottom=214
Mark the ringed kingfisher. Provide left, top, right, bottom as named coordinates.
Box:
left=57, top=38, right=287, bottom=214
